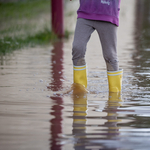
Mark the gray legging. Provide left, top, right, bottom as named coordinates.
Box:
left=72, top=18, right=119, bottom=71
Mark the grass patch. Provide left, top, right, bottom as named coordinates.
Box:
left=0, top=28, right=70, bottom=55
left=0, top=0, right=51, bottom=21
left=0, top=0, right=51, bottom=37
left=0, top=0, right=71, bottom=55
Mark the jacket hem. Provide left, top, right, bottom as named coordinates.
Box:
left=77, top=12, right=119, bottom=26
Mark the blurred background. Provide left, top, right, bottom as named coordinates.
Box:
left=1, top=0, right=150, bottom=150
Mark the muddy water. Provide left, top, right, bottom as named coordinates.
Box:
left=1, top=0, right=150, bottom=150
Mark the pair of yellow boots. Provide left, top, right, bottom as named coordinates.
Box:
left=73, top=65, right=123, bottom=92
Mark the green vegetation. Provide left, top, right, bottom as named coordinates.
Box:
left=0, top=0, right=70, bottom=55
left=0, top=28, right=70, bottom=55
left=0, top=0, right=51, bottom=36
left=0, top=0, right=51, bottom=20
left=0, top=28, right=56, bottom=55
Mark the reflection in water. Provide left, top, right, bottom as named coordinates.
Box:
left=48, top=40, right=64, bottom=150
left=104, top=92, right=122, bottom=141
left=72, top=91, right=122, bottom=150
left=48, top=41, right=64, bottom=91
left=50, top=96, right=63, bottom=150
left=133, top=0, right=150, bottom=87
left=1, top=1, right=150, bottom=150
left=72, top=88, right=88, bottom=150
left=119, top=0, right=150, bottom=130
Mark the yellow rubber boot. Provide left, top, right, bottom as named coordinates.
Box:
left=107, top=69, right=123, bottom=92
left=73, top=65, right=87, bottom=88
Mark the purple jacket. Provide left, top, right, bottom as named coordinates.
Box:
left=77, top=0, right=121, bottom=26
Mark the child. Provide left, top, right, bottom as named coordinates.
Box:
left=71, top=0, right=123, bottom=92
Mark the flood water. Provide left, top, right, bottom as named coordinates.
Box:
left=1, top=0, right=150, bottom=150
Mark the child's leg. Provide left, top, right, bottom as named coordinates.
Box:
left=95, top=21, right=123, bottom=92
left=72, top=18, right=95, bottom=88
left=72, top=18, right=95, bottom=66
left=95, top=21, right=119, bottom=71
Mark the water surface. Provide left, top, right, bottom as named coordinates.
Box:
left=1, top=0, right=150, bottom=150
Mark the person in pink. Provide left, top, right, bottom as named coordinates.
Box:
left=71, top=0, right=123, bottom=93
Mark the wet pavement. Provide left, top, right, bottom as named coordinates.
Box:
left=1, top=0, right=150, bottom=150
